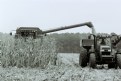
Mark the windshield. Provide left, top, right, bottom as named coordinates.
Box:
left=97, top=37, right=111, bottom=46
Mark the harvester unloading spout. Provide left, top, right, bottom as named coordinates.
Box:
left=92, top=26, right=96, bottom=35
left=42, top=22, right=94, bottom=34
left=86, top=22, right=96, bottom=36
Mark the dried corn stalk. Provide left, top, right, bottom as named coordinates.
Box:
left=0, top=34, right=57, bottom=68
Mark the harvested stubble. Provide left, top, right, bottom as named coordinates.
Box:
left=0, top=34, right=57, bottom=68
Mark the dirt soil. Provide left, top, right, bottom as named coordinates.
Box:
left=0, top=53, right=121, bottom=81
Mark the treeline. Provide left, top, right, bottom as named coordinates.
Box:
left=49, top=33, right=89, bottom=53
left=50, top=33, right=121, bottom=53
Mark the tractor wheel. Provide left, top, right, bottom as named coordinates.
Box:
left=117, top=54, right=121, bottom=69
left=89, top=53, right=96, bottom=68
left=79, top=50, right=87, bottom=67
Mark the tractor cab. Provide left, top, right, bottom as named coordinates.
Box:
left=95, top=35, right=115, bottom=64
left=96, top=35, right=112, bottom=53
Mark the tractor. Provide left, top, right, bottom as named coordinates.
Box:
left=79, top=31, right=121, bottom=69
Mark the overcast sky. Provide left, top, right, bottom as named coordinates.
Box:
left=0, top=0, right=121, bottom=34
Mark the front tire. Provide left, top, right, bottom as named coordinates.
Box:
left=79, top=50, right=87, bottom=67
left=117, top=54, right=121, bottom=69
left=89, top=53, right=96, bottom=68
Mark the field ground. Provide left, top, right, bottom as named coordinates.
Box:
left=0, top=53, right=121, bottom=81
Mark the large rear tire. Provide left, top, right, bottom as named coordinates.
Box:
left=89, top=53, right=96, bottom=68
left=117, top=54, right=121, bottom=69
left=79, top=50, right=87, bottom=67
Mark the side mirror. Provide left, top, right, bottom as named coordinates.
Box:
left=10, top=32, right=12, bottom=35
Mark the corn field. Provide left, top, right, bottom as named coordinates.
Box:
left=0, top=33, right=121, bottom=81
left=0, top=33, right=57, bottom=68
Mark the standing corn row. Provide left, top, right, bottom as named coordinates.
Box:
left=0, top=33, right=57, bottom=68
